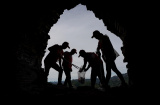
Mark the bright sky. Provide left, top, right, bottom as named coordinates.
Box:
left=41, top=4, right=127, bottom=82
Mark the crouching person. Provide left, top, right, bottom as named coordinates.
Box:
left=78, top=50, right=106, bottom=89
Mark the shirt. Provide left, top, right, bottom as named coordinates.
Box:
left=97, top=35, right=116, bottom=60
left=84, top=52, right=102, bottom=67
left=62, top=51, right=72, bottom=69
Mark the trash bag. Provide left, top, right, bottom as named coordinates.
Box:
left=78, top=71, right=86, bottom=84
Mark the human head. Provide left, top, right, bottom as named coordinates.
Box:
left=71, top=48, right=77, bottom=55
left=91, top=30, right=103, bottom=39
left=78, top=50, right=86, bottom=57
left=62, top=41, right=70, bottom=49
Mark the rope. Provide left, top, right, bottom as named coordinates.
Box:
left=72, top=64, right=80, bottom=69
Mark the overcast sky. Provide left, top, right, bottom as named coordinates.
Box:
left=41, top=4, right=128, bottom=82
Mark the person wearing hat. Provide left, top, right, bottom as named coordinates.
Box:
left=91, top=30, right=127, bottom=88
left=62, top=48, right=77, bottom=88
left=78, top=50, right=106, bottom=89
left=44, top=41, right=70, bottom=85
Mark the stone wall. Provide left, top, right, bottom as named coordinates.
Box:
left=2, top=0, right=148, bottom=96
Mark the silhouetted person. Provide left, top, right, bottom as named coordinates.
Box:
left=91, top=30, right=127, bottom=88
left=44, top=41, right=70, bottom=85
left=78, top=50, right=106, bottom=89
left=62, top=49, right=77, bottom=88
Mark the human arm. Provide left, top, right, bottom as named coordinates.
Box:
left=79, top=59, right=87, bottom=72
left=96, top=41, right=101, bottom=55
left=59, top=58, right=62, bottom=69
left=84, top=63, right=91, bottom=72
left=58, top=50, right=64, bottom=69
left=96, top=45, right=100, bottom=52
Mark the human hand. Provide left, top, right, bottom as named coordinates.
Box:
left=96, top=51, right=101, bottom=56
left=84, top=69, right=87, bottom=72
left=60, top=67, right=63, bottom=71
left=79, top=70, right=83, bottom=72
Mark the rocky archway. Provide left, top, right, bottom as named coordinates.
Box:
left=2, top=1, right=147, bottom=98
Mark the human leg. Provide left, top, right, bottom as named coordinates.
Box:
left=51, top=63, right=63, bottom=85
left=58, top=70, right=63, bottom=85
left=63, top=69, right=67, bottom=86
left=91, top=68, right=97, bottom=89
left=111, top=61, right=126, bottom=85
left=102, top=55, right=111, bottom=87
left=44, top=62, right=51, bottom=82
left=97, top=64, right=106, bottom=88
left=105, top=62, right=112, bottom=87
left=67, top=73, right=72, bottom=88
left=63, top=67, right=72, bottom=87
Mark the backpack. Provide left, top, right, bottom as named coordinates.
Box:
left=48, top=44, right=59, bottom=52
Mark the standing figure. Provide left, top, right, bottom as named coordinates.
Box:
left=44, top=41, right=70, bottom=85
left=91, top=30, right=127, bottom=88
left=62, top=49, right=77, bottom=88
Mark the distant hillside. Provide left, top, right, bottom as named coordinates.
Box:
left=108, top=73, right=128, bottom=87
left=49, top=73, right=128, bottom=88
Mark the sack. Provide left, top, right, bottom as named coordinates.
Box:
left=78, top=71, right=86, bottom=84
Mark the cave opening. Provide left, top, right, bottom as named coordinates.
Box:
left=41, top=4, right=127, bottom=86
left=3, top=1, right=153, bottom=100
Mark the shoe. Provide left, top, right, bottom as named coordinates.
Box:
left=98, top=87, right=106, bottom=92
left=63, top=84, right=67, bottom=87
left=105, top=85, right=110, bottom=89
left=120, top=83, right=128, bottom=88
left=69, top=85, right=73, bottom=88
left=57, top=83, right=63, bottom=85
